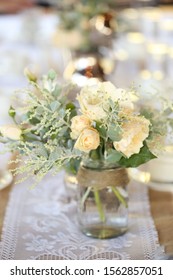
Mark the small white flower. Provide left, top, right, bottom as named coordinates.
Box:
left=0, top=124, right=22, bottom=140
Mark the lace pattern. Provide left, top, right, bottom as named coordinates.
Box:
left=0, top=171, right=165, bottom=260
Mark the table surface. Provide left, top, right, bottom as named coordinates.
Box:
left=0, top=163, right=172, bottom=259
left=149, top=188, right=173, bottom=255
left=0, top=170, right=166, bottom=260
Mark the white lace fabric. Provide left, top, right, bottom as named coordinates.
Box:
left=0, top=171, right=165, bottom=260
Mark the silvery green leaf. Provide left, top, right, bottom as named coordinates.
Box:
left=52, top=85, right=62, bottom=97
left=59, top=126, right=68, bottom=137
left=67, top=139, right=74, bottom=149
left=34, top=143, right=48, bottom=159
left=107, top=124, right=122, bottom=141
left=106, top=149, right=122, bottom=163
left=58, top=108, right=66, bottom=118
left=96, top=122, right=106, bottom=138
left=49, top=147, right=62, bottom=161
left=50, top=101, right=61, bottom=112
left=36, top=106, right=44, bottom=115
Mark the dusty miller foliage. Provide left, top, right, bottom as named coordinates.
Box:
left=5, top=70, right=81, bottom=185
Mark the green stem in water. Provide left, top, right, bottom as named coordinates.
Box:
left=111, top=187, right=128, bottom=208
left=94, top=190, right=105, bottom=223
left=81, top=186, right=92, bottom=210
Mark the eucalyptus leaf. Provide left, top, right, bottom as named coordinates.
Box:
left=49, top=147, right=61, bottom=161
left=106, top=149, right=122, bottom=163
left=27, top=113, right=40, bottom=125
left=50, top=101, right=61, bottom=112
left=95, top=122, right=106, bottom=138
left=58, top=126, right=68, bottom=137
left=52, top=85, right=61, bottom=97
left=107, top=123, right=122, bottom=141
left=34, top=143, right=48, bottom=159
left=36, top=106, right=44, bottom=115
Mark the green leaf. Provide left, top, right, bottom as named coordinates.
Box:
left=28, top=116, right=40, bottom=125
left=107, top=123, right=122, bottom=141
left=119, top=144, right=157, bottom=168
left=95, top=122, right=106, bottom=138
left=52, top=85, right=61, bottom=97
left=27, top=109, right=40, bottom=124
left=89, top=149, right=101, bottom=160
left=22, top=132, right=39, bottom=142
left=34, top=143, right=48, bottom=159
left=58, top=126, right=68, bottom=137
left=64, top=157, right=81, bottom=174
left=106, top=149, right=122, bottom=163
left=50, top=101, right=61, bottom=112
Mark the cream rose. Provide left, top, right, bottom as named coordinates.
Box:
left=74, top=127, right=100, bottom=153
left=77, top=78, right=111, bottom=121
left=113, top=116, right=150, bottom=158
left=77, top=79, right=134, bottom=121
left=0, top=124, right=22, bottom=140
left=107, top=85, right=134, bottom=113
left=70, top=115, right=91, bottom=139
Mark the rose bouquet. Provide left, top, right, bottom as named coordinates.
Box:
left=0, top=69, right=172, bottom=184
left=1, top=69, right=173, bottom=238
left=71, top=81, right=152, bottom=163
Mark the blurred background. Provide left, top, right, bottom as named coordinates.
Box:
left=1, top=0, right=173, bottom=145
left=1, top=1, right=173, bottom=258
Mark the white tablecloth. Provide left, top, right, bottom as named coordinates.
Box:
left=0, top=171, right=165, bottom=260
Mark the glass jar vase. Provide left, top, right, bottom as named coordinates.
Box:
left=64, top=171, right=78, bottom=199
left=77, top=161, right=129, bottom=239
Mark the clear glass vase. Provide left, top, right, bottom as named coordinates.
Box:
left=77, top=160, right=129, bottom=239
left=64, top=171, right=78, bottom=199
left=63, top=158, right=81, bottom=200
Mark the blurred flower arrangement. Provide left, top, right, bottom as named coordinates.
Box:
left=0, top=69, right=173, bottom=186
left=53, top=0, right=117, bottom=52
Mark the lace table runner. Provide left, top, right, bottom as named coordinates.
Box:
left=0, top=171, right=165, bottom=260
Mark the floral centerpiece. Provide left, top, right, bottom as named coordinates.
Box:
left=0, top=69, right=172, bottom=238
left=53, top=0, right=117, bottom=52
left=53, top=0, right=117, bottom=84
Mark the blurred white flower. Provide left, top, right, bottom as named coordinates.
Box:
left=0, top=124, right=22, bottom=140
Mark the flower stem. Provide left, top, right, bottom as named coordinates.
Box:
left=111, top=187, right=128, bottom=208
left=81, top=186, right=92, bottom=210
left=94, top=190, right=105, bottom=222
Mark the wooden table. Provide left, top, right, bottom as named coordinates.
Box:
left=149, top=188, right=173, bottom=255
